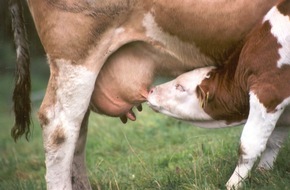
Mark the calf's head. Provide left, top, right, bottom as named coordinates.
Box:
left=147, top=66, right=248, bottom=127
left=148, top=67, right=215, bottom=121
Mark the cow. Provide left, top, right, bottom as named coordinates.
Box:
left=9, top=0, right=279, bottom=189
left=148, top=0, right=290, bottom=189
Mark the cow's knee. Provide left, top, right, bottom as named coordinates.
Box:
left=38, top=109, right=49, bottom=127
left=238, top=140, right=265, bottom=164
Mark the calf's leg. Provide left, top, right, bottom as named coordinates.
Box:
left=226, top=92, right=285, bottom=190
left=38, top=58, right=97, bottom=190
left=257, top=125, right=289, bottom=170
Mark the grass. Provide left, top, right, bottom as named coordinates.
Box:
left=1, top=71, right=290, bottom=190
left=86, top=109, right=241, bottom=190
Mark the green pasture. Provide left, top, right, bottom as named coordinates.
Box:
left=1, top=70, right=290, bottom=190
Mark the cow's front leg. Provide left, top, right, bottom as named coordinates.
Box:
left=257, top=125, right=289, bottom=170
left=226, top=92, right=285, bottom=190
left=39, top=58, right=97, bottom=190
left=72, top=110, right=92, bottom=190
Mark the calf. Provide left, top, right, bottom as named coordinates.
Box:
left=148, top=1, right=290, bottom=189
left=10, top=0, right=279, bottom=189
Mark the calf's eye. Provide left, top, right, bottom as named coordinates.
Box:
left=175, top=84, right=185, bottom=92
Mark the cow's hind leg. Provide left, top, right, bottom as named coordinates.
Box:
left=72, top=110, right=92, bottom=190
left=226, top=92, right=285, bottom=190
left=39, top=58, right=97, bottom=190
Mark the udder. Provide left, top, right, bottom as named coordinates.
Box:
left=90, top=43, right=156, bottom=123
left=90, top=70, right=150, bottom=123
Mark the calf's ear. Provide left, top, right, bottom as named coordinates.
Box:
left=196, top=84, right=212, bottom=108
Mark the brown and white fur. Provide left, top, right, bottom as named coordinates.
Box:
left=148, top=1, right=290, bottom=189
left=10, top=0, right=279, bottom=189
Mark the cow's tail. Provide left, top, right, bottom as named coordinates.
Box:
left=9, top=0, right=31, bottom=141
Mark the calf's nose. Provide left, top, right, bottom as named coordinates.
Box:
left=149, top=87, right=155, bottom=94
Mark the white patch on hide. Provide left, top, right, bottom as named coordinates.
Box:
left=44, top=58, right=97, bottom=190
left=264, top=6, right=290, bottom=68
left=142, top=12, right=214, bottom=67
